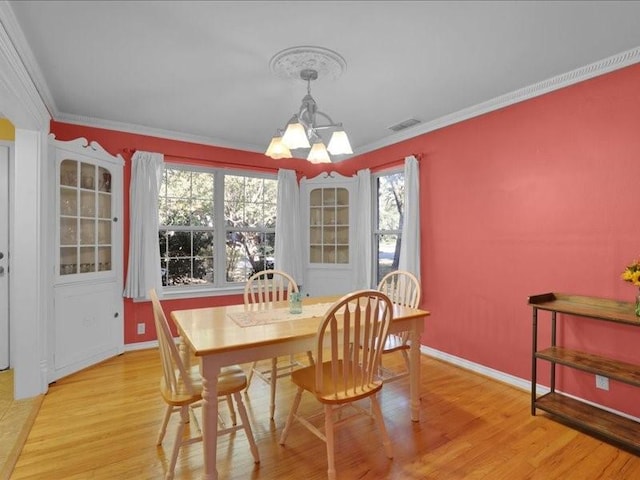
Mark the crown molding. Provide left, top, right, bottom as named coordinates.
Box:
left=357, top=45, right=640, bottom=156
left=54, top=112, right=267, bottom=154
left=0, top=2, right=50, bottom=129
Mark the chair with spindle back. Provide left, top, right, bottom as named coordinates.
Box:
left=376, top=270, right=421, bottom=381
left=244, top=269, right=314, bottom=419
left=279, top=290, right=394, bottom=480
left=149, top=289, right=259, bottom=480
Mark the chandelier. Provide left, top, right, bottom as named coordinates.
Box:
left=265, top=46, right=353, bottom=163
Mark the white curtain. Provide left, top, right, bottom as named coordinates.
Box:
left=274, top=169, right=303, bottom=286
left=353, top=168, right=372, bottom=289
left=123, top=151, right=164, bottom=299
left=399, top=155, right=421, bottom=280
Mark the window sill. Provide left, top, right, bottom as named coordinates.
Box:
left=162, top=285, right=245, bottom=300
left=132, top=285, right=244, bottom=302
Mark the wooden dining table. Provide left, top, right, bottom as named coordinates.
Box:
left=170, top=294, right=430, bottom=480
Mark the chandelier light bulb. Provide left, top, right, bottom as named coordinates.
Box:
left=307, top=141, right=331, bottom=164
left=265, top=135, right=292, bottom=159
left=282, top=120, right=310, bottom=149
left=327, top=130, right=353, bottom=155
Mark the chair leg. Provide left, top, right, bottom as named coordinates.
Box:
left=400, top=349, right=410, bottom=371
left=157, top=405, right=173, bottom=445
left=233, top=391, right=260, bottom=464
left=270, top=357, right=278, bottom=419
left=370, top=394, right=393, bottom=459
left=279, top=386, right=303, bottom=445
left=226, top=394, right=237, bottom=425
left=324, top=404, right=337, bottom=480
left=181, top=405, right=190, bottom=424
left=166, top=405, right=188, bottom=480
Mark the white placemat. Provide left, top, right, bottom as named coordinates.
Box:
left=228, top=302, right=335, bottom=327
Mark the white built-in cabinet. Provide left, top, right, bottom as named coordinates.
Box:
left=300, top=172, right=356, bottom=297
left=48, top=135, right=124, bottom=382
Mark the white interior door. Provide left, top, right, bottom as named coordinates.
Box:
left=0, top=144, right=9, bottom=370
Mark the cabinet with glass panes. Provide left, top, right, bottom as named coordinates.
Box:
left=54, top=137, right=122, bottom=282
left=59, top=159, right=115, bottom=276
left=50, top=135, right=124, bottom=384
left=309, top=186, right=349, bottom=264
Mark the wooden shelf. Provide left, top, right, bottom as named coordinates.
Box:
left=535, top=347, right=640, bottom=387
left=535, top=392, right=640, bottom=452
left=530, top=292, right=640, bottom=453
left=529, top=292, right=640, bottom=326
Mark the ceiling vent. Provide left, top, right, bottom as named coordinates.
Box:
left=388, top=118, right=421, bottom=132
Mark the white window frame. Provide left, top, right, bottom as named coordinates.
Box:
left=372, top=167, right=404, bottom=285
left=159, top=163, right=277, bottom=299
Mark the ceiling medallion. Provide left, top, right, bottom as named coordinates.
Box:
left=269, top=46, right=347, bottom=82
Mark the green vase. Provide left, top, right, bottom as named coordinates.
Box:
left=636, top=290, right=640, bottom=317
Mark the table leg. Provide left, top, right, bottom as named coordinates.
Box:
left=201, top=358, right=220, bottom=480
left=178, top=341, right=192, bottom=424
left=179, top=340, right=191, bottom=369
left=409, top=318, right=421, bottom=422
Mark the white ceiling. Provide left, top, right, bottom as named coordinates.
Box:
left=7, top=1, right=640, bottom=159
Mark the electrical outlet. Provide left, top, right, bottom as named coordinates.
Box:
left=595, top=374, right=609, bottom=391
left=137, top=323, right=146, bottom=335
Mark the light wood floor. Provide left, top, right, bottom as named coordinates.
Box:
left=9, top=349, right=640, bottom=480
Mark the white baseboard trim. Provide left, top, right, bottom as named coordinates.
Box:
left=420, top=345, right=640, bottom=423
left=421, top=345, right=532, bottom=392
left=124, top=340, right=158, bottom=352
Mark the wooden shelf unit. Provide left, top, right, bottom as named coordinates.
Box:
left=529, top=292, right=640, bottom=452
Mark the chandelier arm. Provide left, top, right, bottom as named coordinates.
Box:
left=297, top=106, right=312, bottom=132
left=297, top=110, right=340, bottom=130
left=311, top=111, right=342, bottom=130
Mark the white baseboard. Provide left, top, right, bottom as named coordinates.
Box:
left=421, top=345, right=533, bottom=392
left=420, top=345, right=640, bottom=423
left=124, top=340, right=158, bottom=352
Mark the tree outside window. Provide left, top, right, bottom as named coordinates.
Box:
left=224, top=175, right=277, bottom=282
left=158, top=166, right=277, bottom=288
left=374, top=171, right=404, bottom=284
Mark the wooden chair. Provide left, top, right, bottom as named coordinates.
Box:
left=377, top=270, right=421, bottom=381
left=244, top=269, right=314, bottom=419
left=149, top=289, right=260, bottom=480
left=279, top=290, right=394, bottom=480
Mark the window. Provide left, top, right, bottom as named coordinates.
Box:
left=373, top=170, right=404, bottom=284
left=224, top=174, right=277, bottom=282
left=158, top=165, right=277, bottom=289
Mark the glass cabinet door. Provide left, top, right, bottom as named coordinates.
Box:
left=309, top=186, right=349, bottom=264
left=59, top=159, right=113, bottom=276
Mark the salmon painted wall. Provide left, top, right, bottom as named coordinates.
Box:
left=347, top=63, right=640, bottom=417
